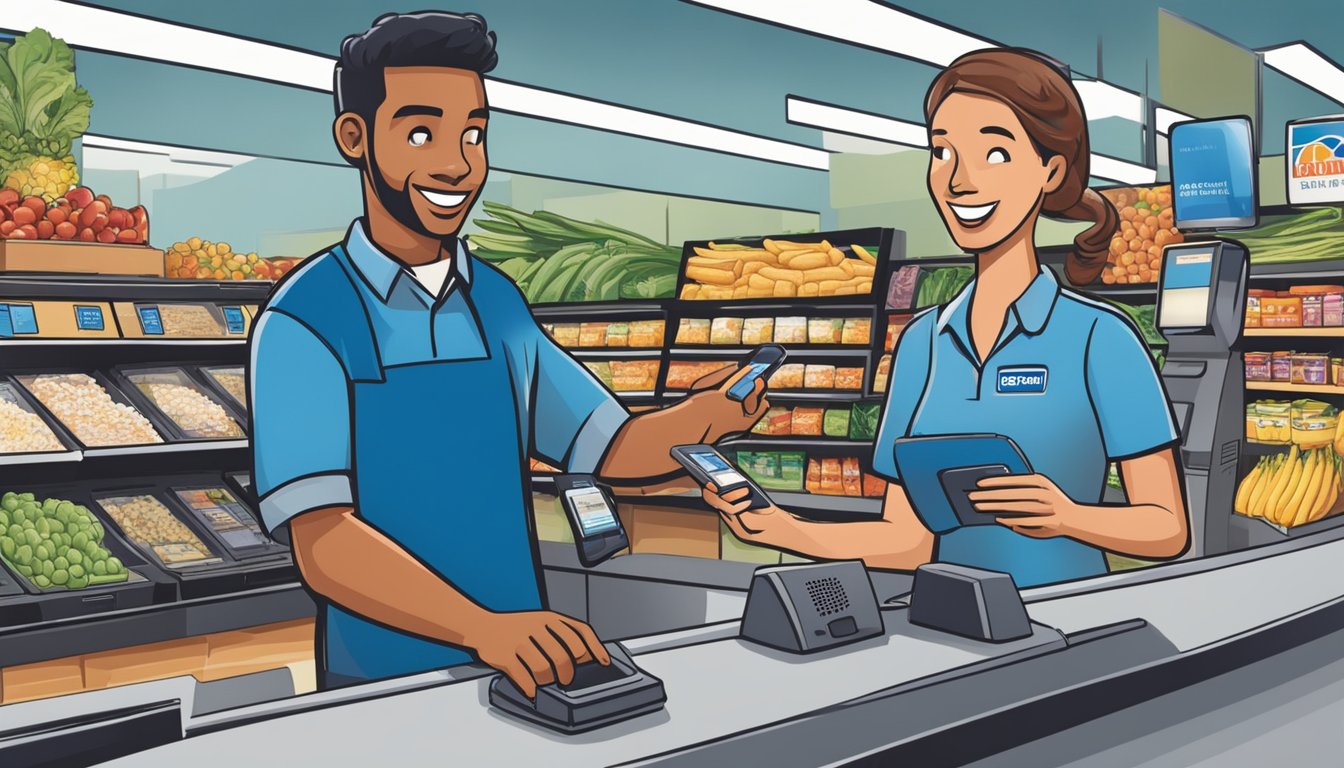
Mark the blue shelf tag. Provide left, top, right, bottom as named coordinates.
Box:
left=74, top=305, right=105, bottom=331
left=8, top=304, right=38, bottom=335
left=222, top=306, right=246, bottom=335
left=138, top=306, right=164, bottom=335
left=0, top=305, right=12, bottom=338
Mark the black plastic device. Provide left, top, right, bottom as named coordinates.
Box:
left=488, top=641, right=666, bottom=733
left=554, top=474, right=628, bottom=567
left=739, top=561, right=884, bottom=653
left=669, top=444, right=772, bottom=510
left=907, top=563, right=1032, bottom=643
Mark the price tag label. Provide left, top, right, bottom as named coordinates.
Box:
left=138, top=306, right=164, bottom=335
left=74, top=305, right=105, bottom=331
left=222, top=306, right=246, bottom=335
left=7, top=304, right=38, bottom=335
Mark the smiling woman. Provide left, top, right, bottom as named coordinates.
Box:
left=705, top=48, right=1190, bottom=590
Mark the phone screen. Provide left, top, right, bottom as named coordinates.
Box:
left=688, top=450, right=748, bottom=488
left=565, top=487, right=620, bottom=536
left=728, top=362, right=770, bottom=400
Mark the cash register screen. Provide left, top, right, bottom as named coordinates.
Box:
left=1159, top=246, right=1217, bottom=329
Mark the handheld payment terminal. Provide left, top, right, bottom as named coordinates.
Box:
left=555, top=474, right=628, bottom=567
left=488, top=640, right=666, bottom=733
left=1155, top=240, right=1247, bottom=556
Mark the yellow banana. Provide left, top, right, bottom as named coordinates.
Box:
left=1308, top=455, right=1340, bottom=524
left=1235, top=461, right=1261, bottom=515
left=1250, top=455, right=1284, bottom=518
left=1264, top=446, right=1299, bottom=523
left=1272, top=451, right=1305, bottom=526
left=1289, top=450, right=1323, bottom=527
left=1334, top=416, right=1344, bottom=454
left=1317, top=470, right=1341, bottom=523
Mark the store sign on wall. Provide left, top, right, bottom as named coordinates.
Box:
left=1288, top=118, right=1344, bottom=205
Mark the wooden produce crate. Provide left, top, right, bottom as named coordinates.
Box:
left=0, top=240, right=165, bottom=277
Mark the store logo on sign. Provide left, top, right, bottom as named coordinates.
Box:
left=997, top=366, right=1048, bottom=394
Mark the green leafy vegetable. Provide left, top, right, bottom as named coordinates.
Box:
left=849, top=403, right=881, bottom=441
left=0, top=28, right=92, bottom=160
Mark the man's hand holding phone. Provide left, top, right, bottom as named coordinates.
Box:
left=676, top=351, right=773, bottom=442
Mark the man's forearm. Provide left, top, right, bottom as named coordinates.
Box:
left=289, top=506, right=493, bottom=648
left=597, top=400, right=716, bottom=479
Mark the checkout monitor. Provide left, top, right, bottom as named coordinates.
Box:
left=1158, top=244, right=1219, bottom=330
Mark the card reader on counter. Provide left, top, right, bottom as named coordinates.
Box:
left=488, top=641, right=665, bottom=733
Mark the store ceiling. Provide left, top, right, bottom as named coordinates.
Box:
left=72, top=0, right=1344, bottom=161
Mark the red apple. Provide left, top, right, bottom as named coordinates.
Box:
left=96, top=228, right=116, bottom=243
left=0, top=189, right=18, bottom=208
left=35, top=220, right=54, bottom=239
left=15, top=224, right=36, bottom=239
left=116, top=228, right=139, bottom=243
left=78, top=227, right=95, bottom=242
left=90, top=212, right=109, bottom=232
left=0, top=220, right=15, bottom=236
left=54, top=221, right=76, bottom=239
left=66, top=187, right=94, bottom=209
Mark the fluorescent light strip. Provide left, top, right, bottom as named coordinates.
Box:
left=82, top=135, right=255, bottom=168
left=0, top=0, right=828, bottom=170
left=1262, top=43, right=1344, bottom=105
left=692, top=0, right=1189, bottom=134
left=787, top=97, right=1156, bottom=184
left=786, top=97, right=927, bottom=148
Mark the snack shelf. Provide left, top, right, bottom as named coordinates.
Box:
left=668, top=347, right=872, bottom=357
left=1245, top=382, right=1344, bottom=396
left=566, top=348, right=665, bottom=358
left=1245, top=328, right=1344, bottom=338
left=723, top=438, right=874, bottom=454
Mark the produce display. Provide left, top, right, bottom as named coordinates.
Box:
left=469, top=202, right=681, bottom=302
left=154, top=304, right=226, bottom=337
left=125, top=369, right=245, bottom=439
left=751, top=404, right=879, bottom=440
left=0, top=383, right=65, bottom=454
left=164, top=237, right=298, bottom=281
left=1235, top=208, right=1344, bottom=265
left=540, top=320, right=665, bottom=348
left=18, top=373, right=163, bottom=447
left=202, top=367, right=248, bottom=411
left=674, top=315, right=871, bottom=346
left=680, top=239, right=878, bottom=300
left=96, top=495, right=220, bottom=568
left=1100, top=185, right=1185, bottom=285
left=0, top=492, right=128, bottom=590
left=0, top=30, right=89, bottom=204
left=582, top=360, right=660, bottom=392
left=915, top=267, right=974, bottom=308
left=1234, top=446, right=1343, bottom=528
left=768, top=363, right=863, bottom=391
left=0, top=186, right=149, bottom=244
left=736, top=450, right=805, bottom=491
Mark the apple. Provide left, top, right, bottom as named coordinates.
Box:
left=116, top=228, right=139, bottom=243
left=54, top=221, right=76, bottom=239
left=35, top=220, right=54, bottom=239
left=96, top=228, right=117, bottom=243
left=65, top=187, right=94, bottom=209
left=0, top=189, right=18, bottom=207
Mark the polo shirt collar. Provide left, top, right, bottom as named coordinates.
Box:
left=342, top=219, right=472, bottom=303
left=936, top=265, right=1061, bottom=357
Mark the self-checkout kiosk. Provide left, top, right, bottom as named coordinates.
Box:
left=1157, top=116, right=1257, bottom=557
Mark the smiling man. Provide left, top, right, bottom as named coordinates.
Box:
left=249, top=12, right=767, bottom=692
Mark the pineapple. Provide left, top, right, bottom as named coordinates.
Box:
left=4, top=155, right=79, bottom=203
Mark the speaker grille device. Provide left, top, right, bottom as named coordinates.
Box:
left=739, top=561, right=883, bottom=653
left=805, top=577, right=850, bottom=616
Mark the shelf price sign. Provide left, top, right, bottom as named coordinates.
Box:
left=137, top=306, right=164, bottom=335
left=1288, top=117, right=1344, bottom=205
left=74, top=305, right=105, bottom=331
left=222, top=306, right=246, bottom=335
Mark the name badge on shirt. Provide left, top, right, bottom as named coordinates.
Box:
left=997, top=365, right=1048, bottom=394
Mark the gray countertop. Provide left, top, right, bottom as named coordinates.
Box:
left=74, top=528, right=1344, bottom=767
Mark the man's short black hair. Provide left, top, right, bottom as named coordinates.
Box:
left=334, top=11, right=497, bottom=125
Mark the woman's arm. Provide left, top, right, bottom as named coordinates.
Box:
left=970, top=447, right=1189, bottom=559
left=705, top=482, right=936, bottom=570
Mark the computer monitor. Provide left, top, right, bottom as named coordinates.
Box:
left=1168, top=116, right=1258, bottom=231
left=1157, top=243, right=1220, bottom=330
left=1287, top=115, right=1344, bottom=206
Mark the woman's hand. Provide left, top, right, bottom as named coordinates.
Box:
left=968, top=473, right=1082, bottom=538
left=702, top=483, right=794, bottom=548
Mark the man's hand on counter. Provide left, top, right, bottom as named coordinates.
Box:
left=466, top=611, right=611, bottom=698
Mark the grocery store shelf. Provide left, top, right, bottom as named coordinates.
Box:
left=1245, top=381, right=1344, bottom=396
left=1245, top=327, right=1344, bottom=337
left=82, top=439, right=249, bottom=458
left=531, top=302, right=667, bottom=318
left=669, top=346, right=872, bottom=356
left=0, top=450, right=83, bottom=466
left=723, top=438, right=874, bottom=451
left=566, top=348, right=664, bottom=358
left=0, top=338, right=247, bottom=346
left=1247, top=259, right=1344, bottom=280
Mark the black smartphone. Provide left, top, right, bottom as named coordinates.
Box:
left=727, top=344, right=787, bottom=402
left=555, top=474, right=628, bottom=567
left=670, top=444, right=773, bottom=510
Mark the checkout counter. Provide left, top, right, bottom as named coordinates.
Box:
left=7, top=243, right=1344, bottom=766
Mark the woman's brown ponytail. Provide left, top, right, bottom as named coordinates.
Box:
left=926, top=48, right=1119, bottom=286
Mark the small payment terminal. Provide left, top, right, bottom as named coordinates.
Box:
left=488, top=641, right=666, bottom=733
left=1156, top=240, right=1248, bottom=556
left=554, top=474, right=628, bottom=567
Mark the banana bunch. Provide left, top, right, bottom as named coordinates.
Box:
left=1235, top=446, right=1342, bottom=528
left=1334, top=413, right=1344, bottom=455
